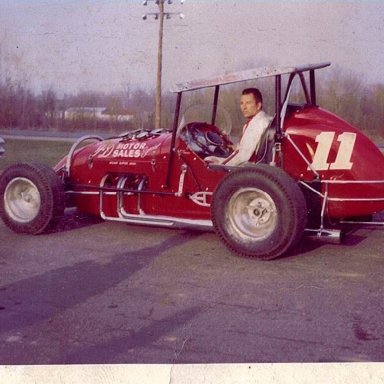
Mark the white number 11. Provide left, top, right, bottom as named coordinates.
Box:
left=309, top=132, right=356, bottom=171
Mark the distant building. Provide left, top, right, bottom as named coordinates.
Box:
left=64, top=107, right=133, bottom=122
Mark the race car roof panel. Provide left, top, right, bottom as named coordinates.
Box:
left=172, top=62, right=331, bottom=93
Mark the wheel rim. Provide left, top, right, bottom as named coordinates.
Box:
left=4, top=177, right=41, bottom=223
left=227, top=187, right=277, bottom=241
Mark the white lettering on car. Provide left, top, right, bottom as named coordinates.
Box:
left=112, top=149, right=141, bottom=158
left=309, top=132, right=356, bottom=171
left=93, top=142, right=150, bottom=159
left=93, top=144, right=115, bottom=158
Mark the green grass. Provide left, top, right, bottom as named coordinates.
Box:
left=0, top=138, right=73, bottom=171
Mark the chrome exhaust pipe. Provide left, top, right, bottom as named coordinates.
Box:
left=304, top=228, right=343, bottom=244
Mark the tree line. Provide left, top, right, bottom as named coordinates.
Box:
left=0, top=70, right=383, bottom=140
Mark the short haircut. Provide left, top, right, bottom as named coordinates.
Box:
left=242, top=88, right=263, bottom=104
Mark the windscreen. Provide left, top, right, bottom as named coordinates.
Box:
left=177, top=104, right=233, bottom=137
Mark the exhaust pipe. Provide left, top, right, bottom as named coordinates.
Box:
left=304, top=228, right=343, bottom=244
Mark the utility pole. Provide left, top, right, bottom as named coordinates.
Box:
left=142, top=0, right=184, bottom=129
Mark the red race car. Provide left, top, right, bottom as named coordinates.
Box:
left=1, top=63, right=384, bottom=259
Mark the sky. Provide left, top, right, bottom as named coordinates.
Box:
left=0, top=0, right=383, bottom=95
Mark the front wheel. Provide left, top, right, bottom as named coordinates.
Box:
left=0, top=163, right=65, bottom=234
left=211, top=164, right=307, bottom=260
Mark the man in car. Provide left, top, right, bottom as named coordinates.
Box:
left=206, top=87, right=272, bottom=166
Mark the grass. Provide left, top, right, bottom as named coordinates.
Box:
left=0, top=138, right=73, bottom=171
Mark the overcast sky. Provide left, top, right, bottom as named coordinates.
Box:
left=0, top=0, right=383, bottom=95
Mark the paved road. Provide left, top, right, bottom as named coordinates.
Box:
left=0, top=209, right=383, bottom=365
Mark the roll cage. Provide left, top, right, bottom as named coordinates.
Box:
left=165, top=62, right=331, bottom=186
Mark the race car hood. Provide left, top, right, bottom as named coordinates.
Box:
left=89, top=132, right=172, bottom=161
left=54, top=130, right=173, bottom=180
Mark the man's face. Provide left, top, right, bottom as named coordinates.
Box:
left=240, top=93, right=261, bottom=120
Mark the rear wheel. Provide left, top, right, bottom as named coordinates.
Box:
left=0, top=163, right=65, bottom=234
left=211, top=164, right=307, bottom=259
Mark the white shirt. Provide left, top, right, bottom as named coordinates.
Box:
left=222, top=110, right=271, bottom=166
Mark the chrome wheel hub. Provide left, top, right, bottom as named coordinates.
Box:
left=4, top=177, right=41, bottom=223
left=227, top=187, right=277, bottom=241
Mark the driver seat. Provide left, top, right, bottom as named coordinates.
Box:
left=254, top=124, right=275, bottom=164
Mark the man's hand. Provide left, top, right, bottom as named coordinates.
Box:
left=205, top=156, right=222, bottom=164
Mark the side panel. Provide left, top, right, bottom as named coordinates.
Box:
left=59, top=133, right=225, bottom=221
left=282, top=106, right=384, bottom=218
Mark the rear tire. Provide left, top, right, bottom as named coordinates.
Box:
left=0, top=163, right=65, bottom=234
left=211, top=164, right=307, bottom=259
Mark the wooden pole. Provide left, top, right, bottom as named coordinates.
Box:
left=155, top=1, right=164, bottom=129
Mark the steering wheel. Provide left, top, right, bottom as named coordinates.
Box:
left=185, top=123, right=213, bottom=156
left=205, top=130, right=233, bottom=157
left=185, top=123, right=233, bottom=158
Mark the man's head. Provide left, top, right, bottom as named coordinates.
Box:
left=240, top=88, right=262, bottom=120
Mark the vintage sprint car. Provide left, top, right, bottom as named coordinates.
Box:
left=1, top=62, right=384, bottom=260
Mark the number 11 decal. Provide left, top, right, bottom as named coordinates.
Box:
left=309, top=132, right=356, bottom=171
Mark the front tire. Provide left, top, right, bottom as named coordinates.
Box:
left=211, top=164, right=307, bottom=259
left=0, top=163, right=65, bottom=234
